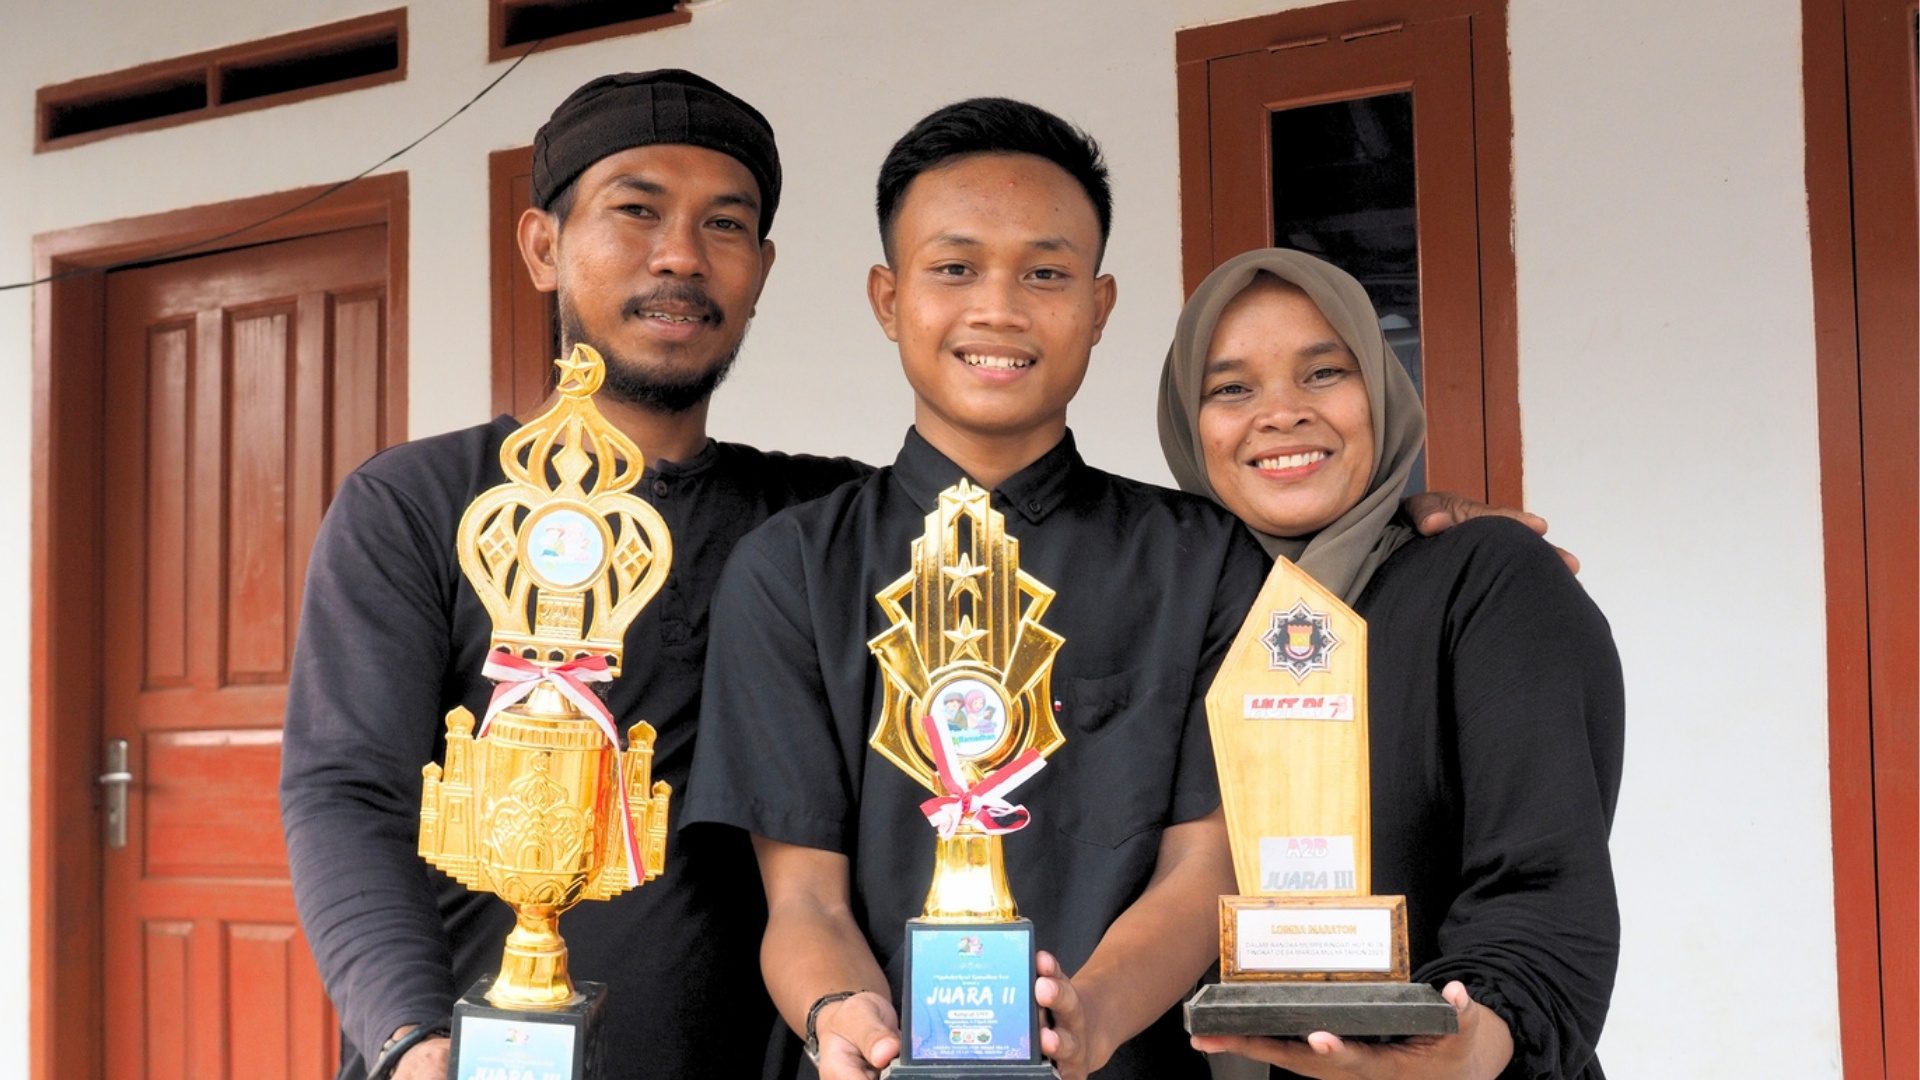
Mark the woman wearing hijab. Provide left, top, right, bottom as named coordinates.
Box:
left=1160, top=250, right=1623, bottom=1080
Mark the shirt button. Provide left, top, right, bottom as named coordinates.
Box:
left=1025, top=500, right=1041, bottom=514
left=652, top=478, right=670, bottom=497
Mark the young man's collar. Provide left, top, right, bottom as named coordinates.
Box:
left=889, top=426, right=1082, bottom=524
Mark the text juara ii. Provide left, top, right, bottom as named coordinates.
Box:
left=868, top=481, right=1065, bottom=1078
left=417, top=345, right=675, bottom=1080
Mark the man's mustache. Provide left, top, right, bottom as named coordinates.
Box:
left=623, top=283, right=724, bottom=325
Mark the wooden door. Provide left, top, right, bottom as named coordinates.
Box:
left=1177, top=2, right=1521, bottom=505
left=98, top=225, right=390, bottom=1079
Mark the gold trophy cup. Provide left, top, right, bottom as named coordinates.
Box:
left=418, top=344, right=673, bottom=1078
left=867, top=481, right=1065, bottom=1078
left=1183, top=557, right=1455, bottom=1037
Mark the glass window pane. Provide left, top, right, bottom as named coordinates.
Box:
left=1270, top=92, right=1425, bottom=492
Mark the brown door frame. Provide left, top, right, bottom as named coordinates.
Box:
left=30, top=173, right=408, bottom=1080
left=489, top=144, right=557, bottom=417
left=1804, top=0, right=1917, bottom=1076
left=1175, top=0, right=1521, bottom=507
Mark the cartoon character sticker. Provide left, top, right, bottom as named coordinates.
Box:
left=524, top=506, right=606, bottom=590
left=929, top=677, right=1009, bottom=760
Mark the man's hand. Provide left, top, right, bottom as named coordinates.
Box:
left=1036, top=949, right=1109, bottom=1080
left=1405, top=491, right=1580, bottom=574
left=387, top=1030, right=449, bottom=1080
left=1189, top=981, right=1513, bottom=1080
left=813, top=990, right=901, bottom=1080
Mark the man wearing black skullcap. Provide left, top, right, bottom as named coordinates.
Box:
left=281, top=70, right=868, bottom=1080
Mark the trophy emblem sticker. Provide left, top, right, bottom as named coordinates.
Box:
left=929, top=675, right=1011, bottom=761
left=523, top=506, right=608, bottom=590
left=1260, top=601, right=1341, bottom=682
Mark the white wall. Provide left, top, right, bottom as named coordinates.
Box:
left=0, top=0, right=1837, bottom=1075
left=1506, top=3, right=1840, bottom=1074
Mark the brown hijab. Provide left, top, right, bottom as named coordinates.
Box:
left=1157, top=248, right=1427, bottom=603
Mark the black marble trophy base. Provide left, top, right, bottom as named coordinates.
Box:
left=889, top=1065, right=1060, bottom=1079
left=448, top=975, right=608, bottom=1079
left=1185, top=981, right=1457, bottom=1038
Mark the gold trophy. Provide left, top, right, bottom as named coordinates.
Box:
left=867, top=481, right=1065, bottom=1078
left=417, top=344, right=674, bottom=1078
left=1183, top=558, right=1453, bottom=1037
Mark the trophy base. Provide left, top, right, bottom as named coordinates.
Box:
left=898, top=917, right=1051, bottom=1076
left=1184, top=980, right=1457, bottom=1038
left=449, top=975, right=608, bottom=1080
left=888, top=1065, right=1060, bottom=1079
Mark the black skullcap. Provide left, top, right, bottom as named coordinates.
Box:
left=532, top=69, right=782, bottom=237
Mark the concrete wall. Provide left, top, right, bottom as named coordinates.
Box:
left=0, top=0, right=1839, bottom=1074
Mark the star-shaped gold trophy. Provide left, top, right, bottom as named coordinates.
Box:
left=417, top=344, right=674, bottom=1079
left=867, top=480, right=1066, bottom=1078
left=1183, top=558, right=1455, bottom=1038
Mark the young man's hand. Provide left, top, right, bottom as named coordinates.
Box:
left=1036, top=949, right=1114, bottom=1080
left=1405, top=491, right=1580, bottom=574
left=813, top=990, right=901, bottom=1080
left=1190, top=981, right=1513, bottom=1080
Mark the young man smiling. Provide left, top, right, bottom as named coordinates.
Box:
left=685, top=99, right=1270, bottom=1080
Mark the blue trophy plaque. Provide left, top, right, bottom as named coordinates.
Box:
left=899, top=922, right=1045, bottom=1072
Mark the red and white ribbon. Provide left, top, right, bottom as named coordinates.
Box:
left=479, top=651, right=641, bottom=886
left=917, top=711, right=1047, bottom=837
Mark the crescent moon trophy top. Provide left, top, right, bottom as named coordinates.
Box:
left=454, top=344, right=674, bottom=668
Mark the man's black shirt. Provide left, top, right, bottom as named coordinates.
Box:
left=684, top=428, right=1269, bottom=1079
left=280, top=415, right=868, bottom=1078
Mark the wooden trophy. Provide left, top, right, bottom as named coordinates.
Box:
left=1184, top=558, right=1455, bottom=1037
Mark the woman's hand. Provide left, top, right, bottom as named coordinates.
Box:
left=1190, top=981, right=1513, bottom=1080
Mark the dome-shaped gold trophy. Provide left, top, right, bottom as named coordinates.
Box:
left=1183, top=558, right=1454, bottom=1038
left=417, top=344, right=674, bottom=1079
left=867, top=481, right=1066, bottom=1078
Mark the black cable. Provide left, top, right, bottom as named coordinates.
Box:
left=0, top=35, right=546, bottom=294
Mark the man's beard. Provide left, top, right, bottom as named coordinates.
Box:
left=557, top=285, right=746, bottom=414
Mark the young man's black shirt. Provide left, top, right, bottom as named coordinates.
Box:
left=685, top=428, right=1269, bottom=1079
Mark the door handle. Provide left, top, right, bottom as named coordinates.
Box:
left=98, top=739, right=131, bottom=850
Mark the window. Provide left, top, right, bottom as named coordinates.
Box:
left=36, top=10, right=405, bottom=151
left=491, top=0, right=688, bottom=61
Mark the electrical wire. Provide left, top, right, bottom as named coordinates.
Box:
left=0, top=35, right=547, bottom=293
